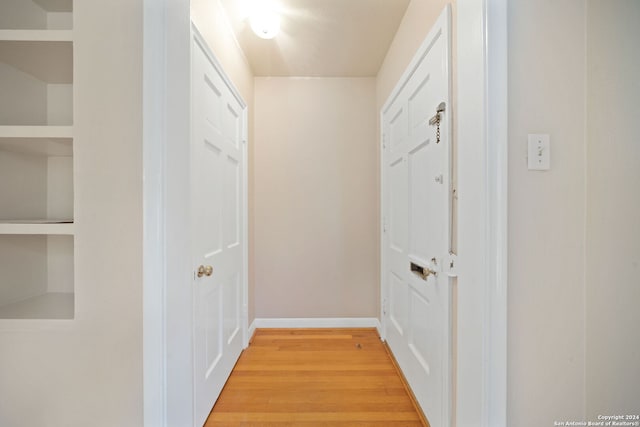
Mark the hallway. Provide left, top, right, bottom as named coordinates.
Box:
left=205, top=328, right=427, bottom=426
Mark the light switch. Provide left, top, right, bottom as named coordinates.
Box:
left=528, top=134, right=550, bottom=170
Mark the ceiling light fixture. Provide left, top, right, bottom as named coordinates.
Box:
left=249, top=3, right=281, bottom=39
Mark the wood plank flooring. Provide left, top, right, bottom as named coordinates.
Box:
left=205, top=328, right=427, bottom=426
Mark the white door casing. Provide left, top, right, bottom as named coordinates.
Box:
left=381, top=6, right=452, bottom=426
left=146, top=3, right=507, bottom=427
left=191, top=30, right=247, bottom=426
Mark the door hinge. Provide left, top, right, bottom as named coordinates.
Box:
left=443, top=252, right=458, bottom=277
left=382, top=216, right=387, bottom=233
left=382, top=133, right=387, bottom=150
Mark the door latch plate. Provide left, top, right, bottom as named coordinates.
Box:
left=443, top=252, right=458, bottom=277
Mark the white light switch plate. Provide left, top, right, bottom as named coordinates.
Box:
left=528, top=134, right=550, bottom=170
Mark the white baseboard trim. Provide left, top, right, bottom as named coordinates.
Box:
left=248, top=319, right=257, bottom=341
left=249, top=317, right=381, bottom=333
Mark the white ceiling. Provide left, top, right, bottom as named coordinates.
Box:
left=220, top=0, right=411, bottom=77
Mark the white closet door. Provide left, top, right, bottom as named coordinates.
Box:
left=191, top=35, right=245, bottom=427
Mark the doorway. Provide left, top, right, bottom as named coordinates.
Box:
left=144, top=1, right=508, bottom=426
left=381, top=7, right=453, bottom=425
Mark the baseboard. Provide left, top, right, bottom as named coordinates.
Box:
left=248, top=319, right=258, bottom=342
left=249, top=317, right=381, bottom=332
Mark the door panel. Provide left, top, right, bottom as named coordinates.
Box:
left=382, top=7, right=452, bottom=427
left=192, top=34, right=246, bottom=427
left=389, top=105, right=408, bottom=152
left=408, top=287, right=432, bottom=375
left=408, top=140, right=432, bottom=264
left=389, top=271, right=407, bottom=336
left=389, top=156, right=407, bottom=253
left=223, top=102, right=241, bottom=149
left=201, top=142, right=222, bottom=255
left=408, top=74, right=431, bottom=134
left=204, top=285, right=223, bottom=375
left=223, top=272, right=241, bottom=344
left=223, top=155, right=240, bottom=248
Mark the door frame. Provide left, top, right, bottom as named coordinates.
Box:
left=379, top=4, right=453, bottom=424
left=456, top=1, right=508, bottom=425
left=142, top=8, right=249, bottom=426
left=379, top=1, right=507, bottom=426
left=143, top=0, right=507, bottom=426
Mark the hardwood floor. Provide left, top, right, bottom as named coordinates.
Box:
left=205, top=328, right=427, bottom=426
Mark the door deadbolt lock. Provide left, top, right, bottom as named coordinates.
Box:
left=197, top=265, right=213, bottom=278
left=410, top=262, right=437, bottom=280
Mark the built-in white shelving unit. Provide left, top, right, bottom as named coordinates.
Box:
left=0, top=0, right=74, bottom=320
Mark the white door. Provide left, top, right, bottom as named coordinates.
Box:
left=191, top=34, right=246, bottom=426
left=381, top=6, right=453, bottom=427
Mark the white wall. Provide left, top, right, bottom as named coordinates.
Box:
left=508, top=1, right=587, bottom=425
left=0, top=0, right=144, bottom=425
left=250, top=0, right=456, bottom=322
left=0, top=150, right=47, bottom=219
left=0, top=235, right=47, bottom=305
left=509, top=1, right=640, bottom=423
left=254, top=77, right=377, bottom=318
left=585, top=0, right=640, bottom=417
left=0, top=62, right=48, bottom=125
left=0, top=0, right=46, bottom=29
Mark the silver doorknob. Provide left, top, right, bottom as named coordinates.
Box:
left=197, top=265, right=214, bottom=277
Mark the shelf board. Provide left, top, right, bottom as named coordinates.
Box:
left=0, top=222, right=74, bottom=235
left=0, top=39, right=72, bottom=83
left=0, top=125, right=73, bottom=138
left=0, top=292, right=74, bottom=320
left=0, top=136, right=72, bottom=156
left=0, top=30, right=73, bottom=42
left=32, top=0, right=73, bottom=13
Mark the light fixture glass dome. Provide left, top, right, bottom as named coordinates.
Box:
left=249, top=9, right=281, bottom=39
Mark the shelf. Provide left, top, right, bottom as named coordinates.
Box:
left=0, top=0, right=72, bottom=31
left=32, top=0, right=73, bottom=13
left=0, top=292, right=73, bottom=319
left=0, top=234, right=74, bottom=320
left=0, top=0, right=75, bottom=323
left=0, top=131, right=74, bottom=225
left=0, top=222, right=74, bottom=235
left=0, top=29, right=72, bottom=42
left=0, top=137, right=72, bottom=156
left=0, top=39, right=72, bottom=84
left=0, top=125, right=73, bottom=138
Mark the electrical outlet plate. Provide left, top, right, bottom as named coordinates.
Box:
left=528, top=134, right=550, bottom=170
